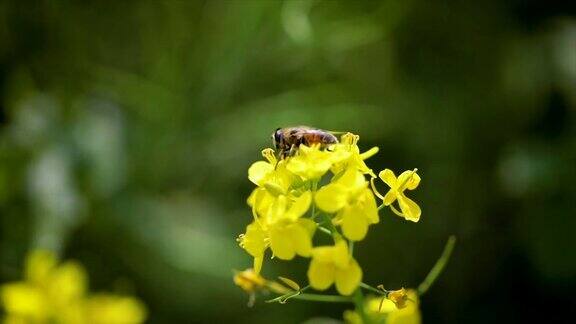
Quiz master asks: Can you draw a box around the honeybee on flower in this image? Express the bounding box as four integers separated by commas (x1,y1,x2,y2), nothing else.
272,126,338,158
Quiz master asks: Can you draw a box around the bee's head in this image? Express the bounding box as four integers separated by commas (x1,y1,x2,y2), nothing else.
272,128,282,149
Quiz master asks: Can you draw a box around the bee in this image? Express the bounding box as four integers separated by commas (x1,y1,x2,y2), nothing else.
272,126,338,158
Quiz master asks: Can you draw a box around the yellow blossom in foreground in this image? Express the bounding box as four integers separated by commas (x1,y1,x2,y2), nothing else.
374,169,422,222
0,250,146,324
343,289,421,324
315,168,379,241
267,193,315,260
307,241,362,295
239,192,316,272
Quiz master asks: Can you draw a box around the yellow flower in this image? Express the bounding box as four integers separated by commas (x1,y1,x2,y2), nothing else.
331,133,379,177
239,192,316,272
247,148,277,187
238,222,268,273
1,250,86,323
233,269,267,293
343,289,421,324
268,193,316,260
84,295,146,324
248,149,294,196
286,144,336,181
373,169,421,222
0,250,146,324
307,241,362,296
315,168,379,241
387,288,408,309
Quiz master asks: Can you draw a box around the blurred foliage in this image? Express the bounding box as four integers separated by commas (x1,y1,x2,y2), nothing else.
0,0,575,323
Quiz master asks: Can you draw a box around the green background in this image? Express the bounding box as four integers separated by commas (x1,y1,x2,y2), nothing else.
1,0,575,323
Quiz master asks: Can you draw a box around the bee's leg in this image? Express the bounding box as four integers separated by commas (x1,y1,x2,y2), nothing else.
288,144,297,157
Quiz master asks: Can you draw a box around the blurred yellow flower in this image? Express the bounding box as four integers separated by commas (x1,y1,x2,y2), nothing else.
233,269,267,293
315,168,379,241
387,288,408,309
0,250,146,324
343,289,421,324
307,241,362,295
373,169,422,222
85,295,146,324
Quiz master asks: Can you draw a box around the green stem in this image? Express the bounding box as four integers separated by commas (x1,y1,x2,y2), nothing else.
310,181,317,219
359,282,387,295
267,290,352,303
417,235,457,296
266,286,310,303
353,289,369,323
317,226,332,235
289,293,352,303
320,213,340,243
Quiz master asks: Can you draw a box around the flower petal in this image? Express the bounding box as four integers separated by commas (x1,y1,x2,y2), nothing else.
297,218,317,237
337,168,366,191
307,259,335,291
240,222,267,258
285,191,311,220
267,195,288,221
335,259,362,295
269,224,296,260
398,170,420,191
332,241,350,269
311,245,335,263
25,250,57,284
48,261,87,303
289,223,312,257
315,184,348,213
383,190,397,206
398,195,421,222
0,283,48,320
359,146,379,160
406,172,421,190
379,169,397,188
248,161,273,186
341,206,369,241
253,256,264,274
362,189,380,224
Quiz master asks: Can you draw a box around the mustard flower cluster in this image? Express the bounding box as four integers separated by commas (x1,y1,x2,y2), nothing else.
237,133,421,296
0,250,147,324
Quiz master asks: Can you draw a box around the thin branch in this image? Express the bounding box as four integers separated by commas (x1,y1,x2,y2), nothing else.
417,235,457,296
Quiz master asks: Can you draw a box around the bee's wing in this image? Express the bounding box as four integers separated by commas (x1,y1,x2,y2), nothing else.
326,130,347,135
